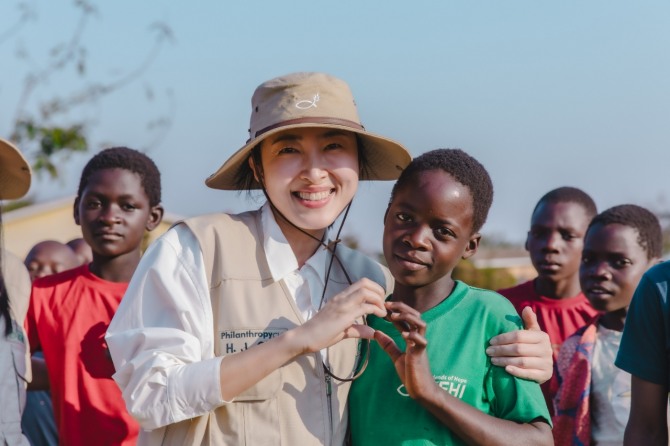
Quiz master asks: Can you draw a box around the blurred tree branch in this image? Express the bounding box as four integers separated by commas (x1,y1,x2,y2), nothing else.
2,0,175,179
0,2,35,45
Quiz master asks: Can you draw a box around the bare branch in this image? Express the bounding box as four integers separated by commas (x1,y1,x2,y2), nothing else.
0,2,36,46
24,20,174,123
11,0,96,127
139,88,176,152
6,1,175,179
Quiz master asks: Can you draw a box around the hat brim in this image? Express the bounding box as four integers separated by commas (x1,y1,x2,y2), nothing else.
0,139,32,200
206,123,411,190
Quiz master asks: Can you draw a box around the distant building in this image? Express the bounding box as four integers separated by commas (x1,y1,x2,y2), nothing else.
3,195,181,260
473,245,536,285
472,256,536,285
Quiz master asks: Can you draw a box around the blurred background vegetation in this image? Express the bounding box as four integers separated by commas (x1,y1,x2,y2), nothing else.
1,0,173,211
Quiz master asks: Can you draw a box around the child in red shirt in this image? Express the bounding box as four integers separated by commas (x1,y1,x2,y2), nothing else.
25,147,164,446
497,186,599,414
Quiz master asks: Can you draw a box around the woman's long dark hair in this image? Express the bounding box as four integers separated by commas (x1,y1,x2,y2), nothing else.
0,206,12,336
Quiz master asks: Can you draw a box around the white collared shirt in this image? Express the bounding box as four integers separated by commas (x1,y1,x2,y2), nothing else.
261,203,330,321
106,204,334,431
591,324,628,445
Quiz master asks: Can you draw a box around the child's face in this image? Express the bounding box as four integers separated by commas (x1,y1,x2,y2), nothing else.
580,222,652,313
383,169,479,289
25,241,80,282
526,201,591,283
67,238,93,265
252,127,359,238
74,168,161,260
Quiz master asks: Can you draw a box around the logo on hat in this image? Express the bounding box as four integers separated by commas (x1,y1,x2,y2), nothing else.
295,93,319,110
205,72,411,191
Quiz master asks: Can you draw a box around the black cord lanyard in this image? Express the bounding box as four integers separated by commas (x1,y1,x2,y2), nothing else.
316,201,370,382
259,188,370,382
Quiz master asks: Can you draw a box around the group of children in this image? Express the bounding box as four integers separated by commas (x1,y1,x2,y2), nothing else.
2,72,667,445
496,185,668,444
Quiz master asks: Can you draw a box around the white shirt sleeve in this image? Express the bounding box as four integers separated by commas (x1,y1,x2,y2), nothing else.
106,225,226,430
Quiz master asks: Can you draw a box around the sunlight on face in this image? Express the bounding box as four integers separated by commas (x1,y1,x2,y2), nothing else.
580,223,651,314
383,170,478,294
253,127,359,240
526,201,591,282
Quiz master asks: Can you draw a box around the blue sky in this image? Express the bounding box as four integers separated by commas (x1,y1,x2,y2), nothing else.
1,1,669,254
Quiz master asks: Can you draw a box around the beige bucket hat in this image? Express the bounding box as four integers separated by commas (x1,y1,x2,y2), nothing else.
0,138,31,200
206,72,412,190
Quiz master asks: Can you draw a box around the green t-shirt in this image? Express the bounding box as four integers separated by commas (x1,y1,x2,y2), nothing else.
349,281,551,446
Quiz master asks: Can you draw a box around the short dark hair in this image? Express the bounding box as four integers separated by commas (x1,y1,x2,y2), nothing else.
391,148,494,234
532,187,597,221
76,147,161,206
588,204,662,260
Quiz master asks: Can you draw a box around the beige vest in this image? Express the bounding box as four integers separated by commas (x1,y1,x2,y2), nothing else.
145,210,392,446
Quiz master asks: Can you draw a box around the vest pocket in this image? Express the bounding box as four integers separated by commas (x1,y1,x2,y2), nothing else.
11,339,29,377
210,370,283,445
235,368,282,401
201,397,282,446
241,399,281,445
1,326,28,423
215,331,283,444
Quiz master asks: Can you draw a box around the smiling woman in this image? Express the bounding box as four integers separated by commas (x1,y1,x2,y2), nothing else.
250,127,360,237
106,72,411,446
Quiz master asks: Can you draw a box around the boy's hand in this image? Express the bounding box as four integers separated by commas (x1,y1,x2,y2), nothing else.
486,306,553,383
375,301,434,399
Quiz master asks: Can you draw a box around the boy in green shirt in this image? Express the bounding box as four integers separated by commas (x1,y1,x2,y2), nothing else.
349,149,552,445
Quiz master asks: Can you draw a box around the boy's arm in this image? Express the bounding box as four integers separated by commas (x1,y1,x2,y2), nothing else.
379,302,552,446
486,307,553,383
624,376,668,445
415,387,551,446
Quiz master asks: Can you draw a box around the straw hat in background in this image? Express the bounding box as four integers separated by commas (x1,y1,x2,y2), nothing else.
0,138,32,200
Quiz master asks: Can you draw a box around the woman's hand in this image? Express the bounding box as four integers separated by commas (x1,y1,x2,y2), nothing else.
295,278,387,354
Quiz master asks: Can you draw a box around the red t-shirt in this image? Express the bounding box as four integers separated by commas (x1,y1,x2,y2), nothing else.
498,279,599,415
25,265,139,446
